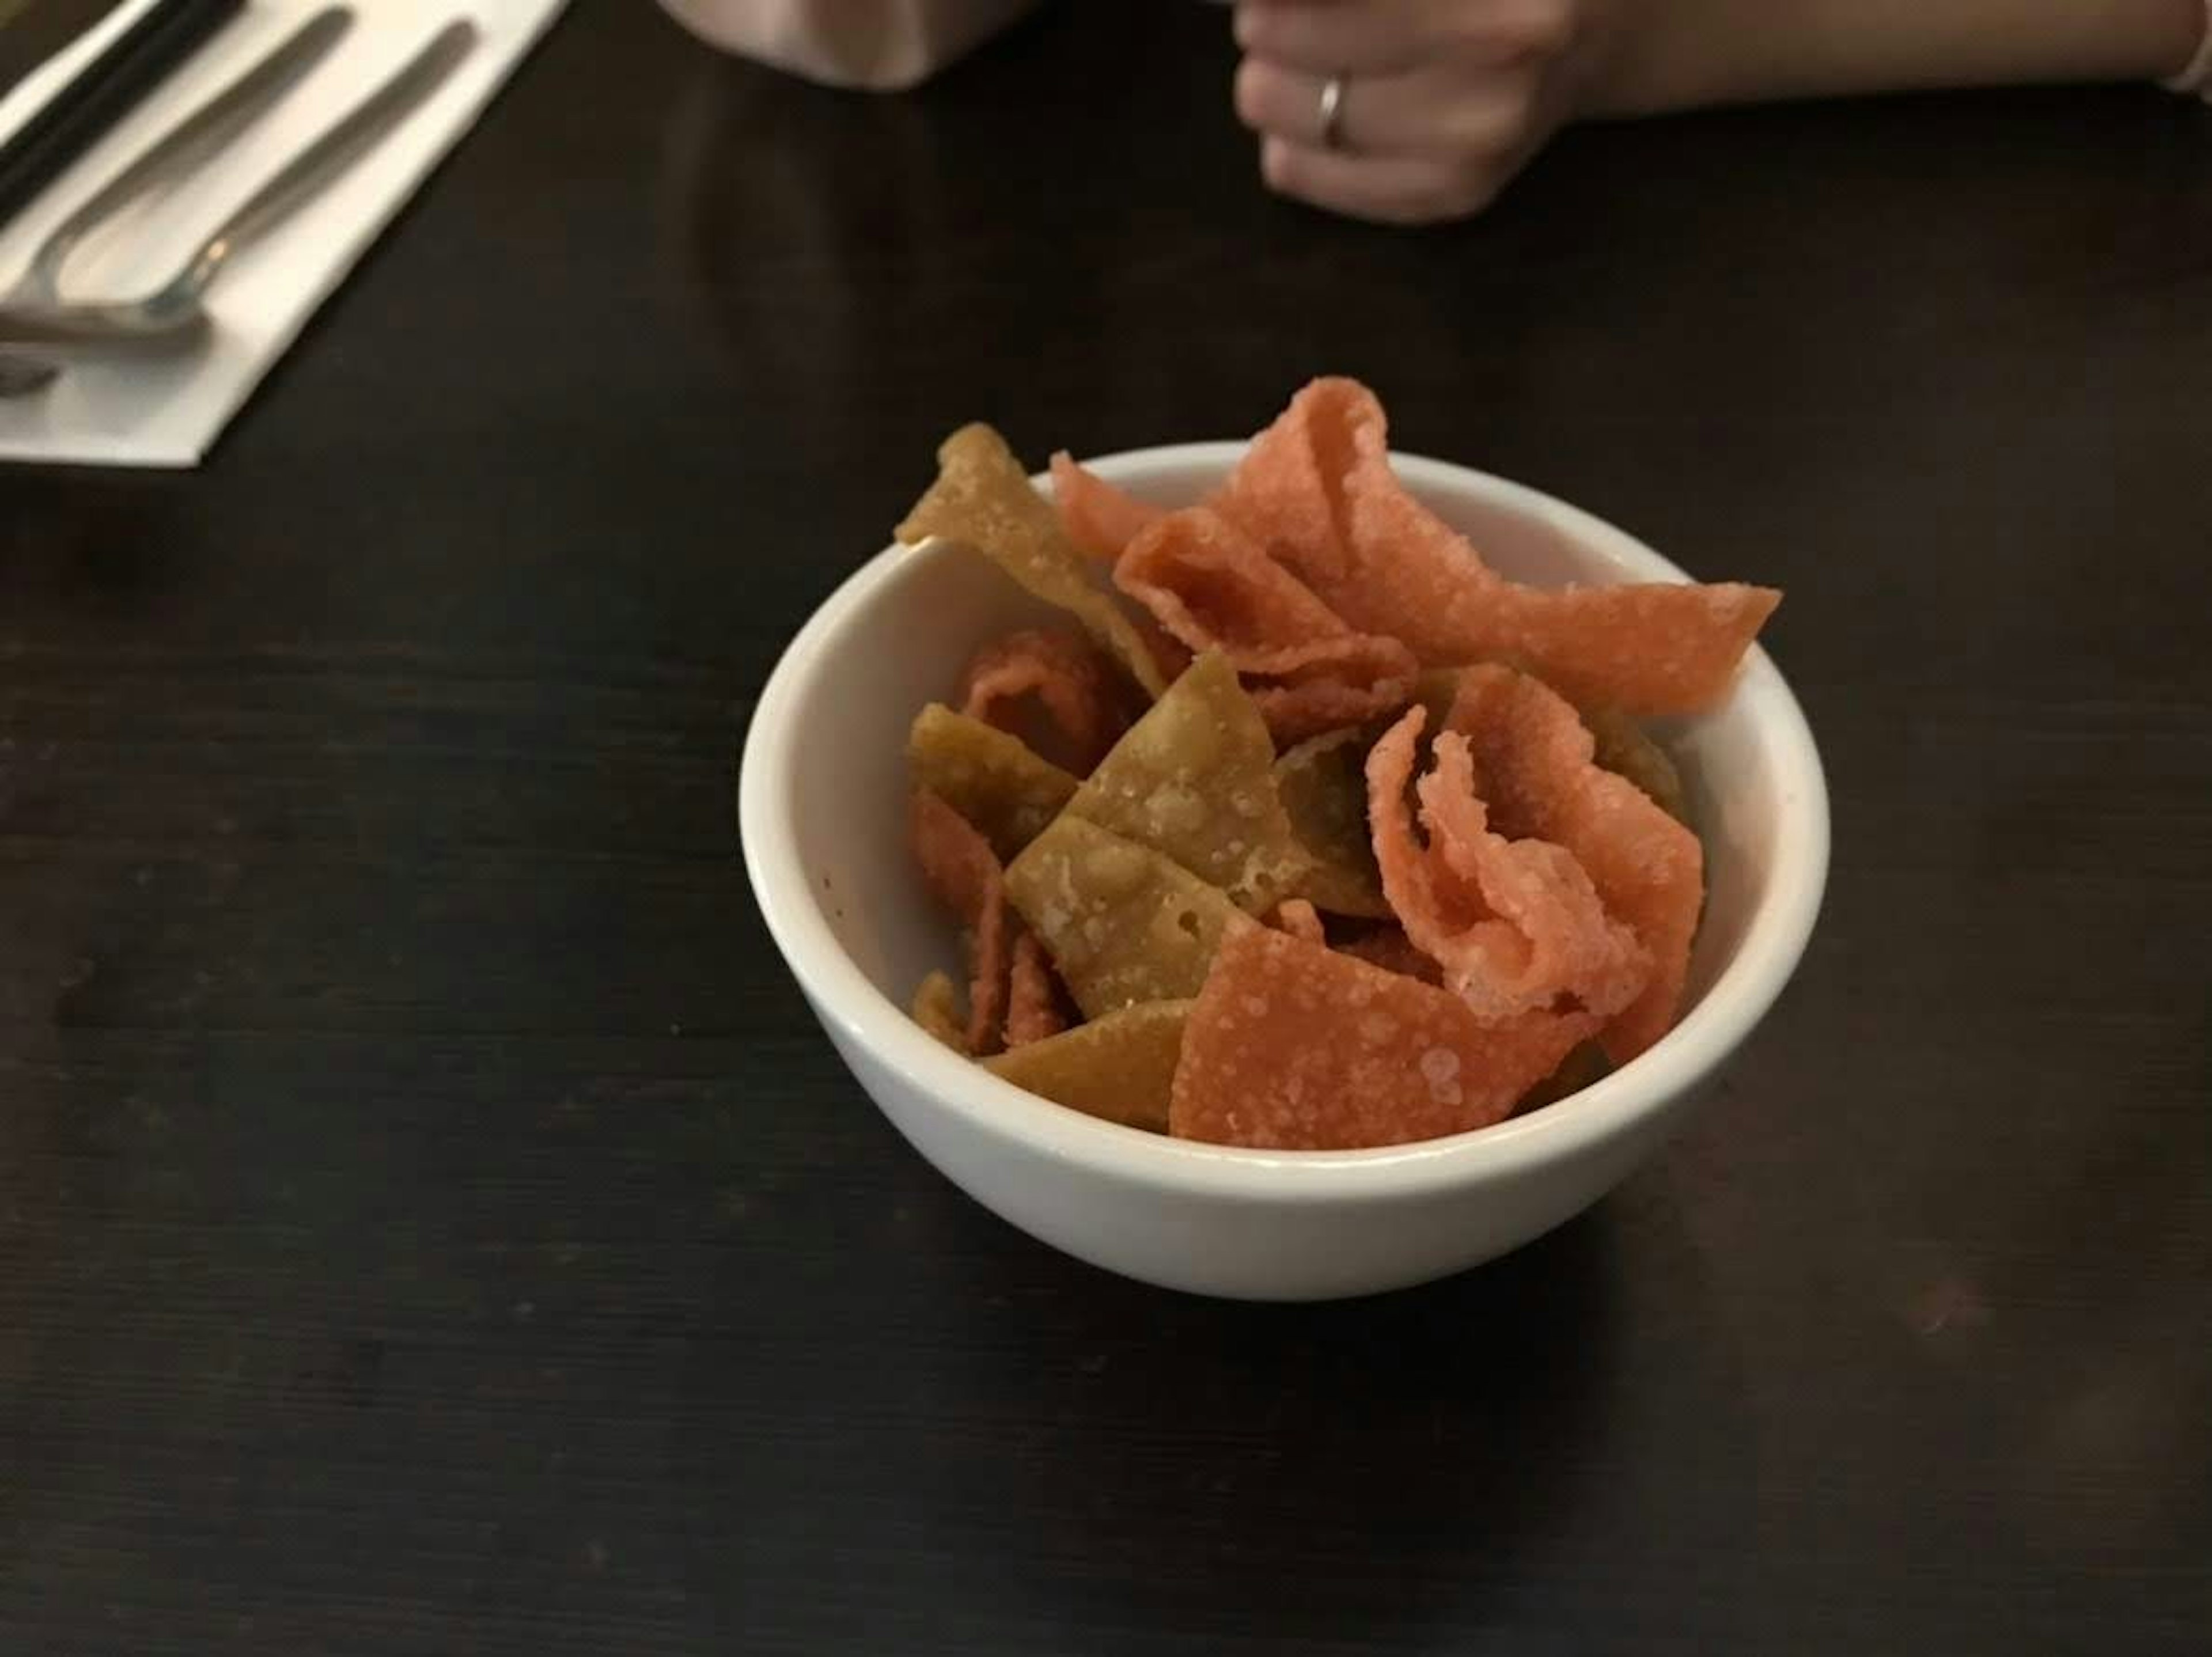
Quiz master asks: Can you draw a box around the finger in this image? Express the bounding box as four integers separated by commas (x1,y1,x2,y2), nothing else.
1232,0,1425,77
1234,0,1565,78
1259,134,1513,226
1234,55,1533,157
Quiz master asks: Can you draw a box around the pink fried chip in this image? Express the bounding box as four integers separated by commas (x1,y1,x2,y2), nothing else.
1243,635,1419,748
1444,665,1705,1063
1169,925,1600,1150
1051,452,1164,563
1268,898,1327,946
910,788,1020,1057
1368,708,1647,1025
1116,506,1416,746
957,628,1132,776
1217,378,1781,716
1004,931,1069,1049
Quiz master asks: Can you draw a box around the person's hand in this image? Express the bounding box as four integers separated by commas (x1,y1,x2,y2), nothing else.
1232,0,1617,225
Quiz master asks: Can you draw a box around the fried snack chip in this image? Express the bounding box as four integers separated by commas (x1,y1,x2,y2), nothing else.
1004,932,1070,1049
911,972,968,1052
1444,665,1704,1063
1115,506,1416,746
956,627,1131,775
899,423,1171,699
910,788,1020,1056
1273,726,1391,919
1582,704,1690,826
1368,708,1649,1024
1216,379,1779,715
1050,452,1164,563
1005,815,1252,1018
1061,651,1309,913
908,703,1080,863
1169,926,1600,1150
985,999,1192,1133
1269,897,1327,946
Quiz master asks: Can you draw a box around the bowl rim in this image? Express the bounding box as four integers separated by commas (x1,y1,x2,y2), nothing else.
739,441,1830,1201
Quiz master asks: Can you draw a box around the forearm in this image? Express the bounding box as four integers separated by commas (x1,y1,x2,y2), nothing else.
1592,0,2206,116
658,0,1040,90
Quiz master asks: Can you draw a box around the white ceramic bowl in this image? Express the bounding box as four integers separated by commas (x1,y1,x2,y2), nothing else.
740,444,1828,1301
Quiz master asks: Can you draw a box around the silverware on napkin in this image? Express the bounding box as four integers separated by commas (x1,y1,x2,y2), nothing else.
0,9,478,398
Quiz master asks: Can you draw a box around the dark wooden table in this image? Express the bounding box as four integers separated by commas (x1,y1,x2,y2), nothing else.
5,4,2209,1651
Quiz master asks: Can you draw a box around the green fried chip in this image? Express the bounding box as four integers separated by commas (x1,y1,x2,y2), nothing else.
985,999,1191,1133
911,971,968,1052
907,703,1079,863
898,423,1169,699
1062,651,1308,913
1005,816,1249,1019
1274,726,1391,919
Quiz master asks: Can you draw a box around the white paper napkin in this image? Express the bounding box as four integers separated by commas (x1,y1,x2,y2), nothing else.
0,0,569,468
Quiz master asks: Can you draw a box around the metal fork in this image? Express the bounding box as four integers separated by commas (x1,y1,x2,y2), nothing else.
0,12,478,398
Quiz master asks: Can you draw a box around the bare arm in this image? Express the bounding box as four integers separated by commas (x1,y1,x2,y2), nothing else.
1592,0,2206,116
657,0,1041,91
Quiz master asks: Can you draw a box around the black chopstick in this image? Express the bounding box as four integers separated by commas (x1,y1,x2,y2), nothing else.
0,0,242,233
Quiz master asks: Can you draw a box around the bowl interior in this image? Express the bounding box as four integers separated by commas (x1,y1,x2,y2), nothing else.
752,443,1820,1132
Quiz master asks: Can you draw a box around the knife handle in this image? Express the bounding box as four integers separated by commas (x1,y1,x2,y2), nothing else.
0,0,244,233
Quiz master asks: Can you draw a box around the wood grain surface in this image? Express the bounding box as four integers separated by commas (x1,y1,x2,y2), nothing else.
3,4,2209,1651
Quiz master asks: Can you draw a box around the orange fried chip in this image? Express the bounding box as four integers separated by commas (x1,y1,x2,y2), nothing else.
1268,897,1327,946
1004,931,1070,1049
1368,708,1648,1025
1582,704,1691,826
1115,507,1416,746
910,788,1023,1057
957,627,1131,776
1444,665,1704,1063
1216,379,1780,715
899,424,1171,699
1050,452,1164,563
1169,926,1600,1150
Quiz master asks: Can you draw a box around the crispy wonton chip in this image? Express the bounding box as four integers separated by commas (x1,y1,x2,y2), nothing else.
1169,926,1600,1150
1005,815,1252,1019
1582,704,1691,826
985,999,1192,1133
1061,651,1309,913
1445,665,1704,1063
899,423,1171,698
1368,709,1649,1025
911,972,968,1052
1115,506,1416,746
908,703,1080,863
1004,932,1070,1049
1273,725,1391,919
1050,452,1164,564
910,788,1021,1056
1269,897,1327,946
956,627,1131,775
1214,379,1780,715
